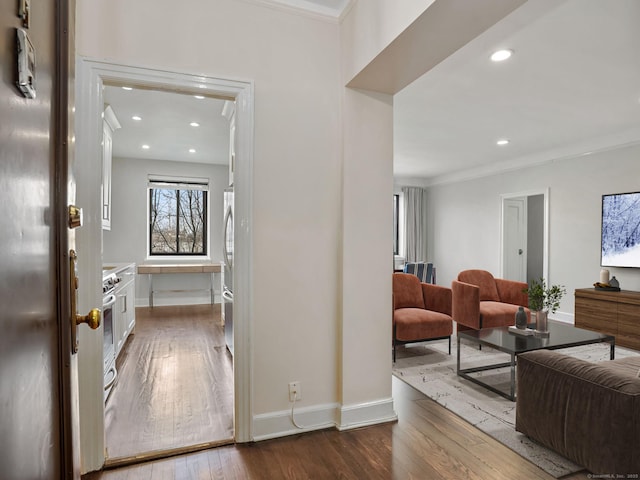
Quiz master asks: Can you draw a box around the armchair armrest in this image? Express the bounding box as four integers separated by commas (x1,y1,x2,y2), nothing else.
421,283,452,316
451,280,480,329
495,278,528,307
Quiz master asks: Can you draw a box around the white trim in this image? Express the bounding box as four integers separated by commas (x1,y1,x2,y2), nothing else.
424,134,640,187
238,0,354,22
550,311,574,325
337,397,397,431
135,293,222,308
103,105,121,131
252,403,339,441
75,58,254,472
252,397,397,440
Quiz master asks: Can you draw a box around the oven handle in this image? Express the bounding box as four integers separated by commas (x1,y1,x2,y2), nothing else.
104,365,118,391
103,293,117,308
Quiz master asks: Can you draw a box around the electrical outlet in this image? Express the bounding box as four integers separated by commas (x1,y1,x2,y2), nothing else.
288,381,301,402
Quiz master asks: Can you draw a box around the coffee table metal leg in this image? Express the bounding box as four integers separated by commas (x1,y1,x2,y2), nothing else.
457,337,516,401
510,353,516,401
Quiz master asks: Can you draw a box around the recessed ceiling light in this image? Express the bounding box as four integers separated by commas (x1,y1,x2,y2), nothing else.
189,148,196,153
121,86,133,91
190,122,200,127
496,139,510,146
142,144,150,150
132,115,142,121
490,49,513,62
194,95,205,100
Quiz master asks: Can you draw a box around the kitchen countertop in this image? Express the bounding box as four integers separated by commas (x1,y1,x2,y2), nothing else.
103,262,136,276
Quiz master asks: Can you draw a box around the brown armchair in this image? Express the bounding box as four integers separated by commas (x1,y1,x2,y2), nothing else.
393,273,453,362
451,269,529,333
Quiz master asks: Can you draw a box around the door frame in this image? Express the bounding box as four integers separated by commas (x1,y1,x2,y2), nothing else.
75,58,254,472
500,188,549,283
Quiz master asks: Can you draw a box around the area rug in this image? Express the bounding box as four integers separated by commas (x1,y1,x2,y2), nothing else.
392,336,640,478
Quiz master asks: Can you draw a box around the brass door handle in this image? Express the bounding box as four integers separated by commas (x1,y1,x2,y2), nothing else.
70,249,101,353
76,308,101,329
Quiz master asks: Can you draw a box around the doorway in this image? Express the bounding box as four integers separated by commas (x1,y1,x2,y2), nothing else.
500,189,549,285
75,59,254,472
100,82,233,462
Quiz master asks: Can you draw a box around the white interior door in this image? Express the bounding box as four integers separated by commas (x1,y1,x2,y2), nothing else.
503,197,527,282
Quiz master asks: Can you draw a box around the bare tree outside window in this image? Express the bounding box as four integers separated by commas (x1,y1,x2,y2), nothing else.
150,187,207,255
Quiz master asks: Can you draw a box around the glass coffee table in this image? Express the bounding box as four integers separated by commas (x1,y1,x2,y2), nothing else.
456,321,615,401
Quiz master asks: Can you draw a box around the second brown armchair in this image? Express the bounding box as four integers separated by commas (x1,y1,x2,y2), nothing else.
452,269,530,333
393,273,453,361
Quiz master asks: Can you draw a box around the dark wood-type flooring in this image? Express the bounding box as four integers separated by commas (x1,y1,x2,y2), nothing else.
90,369,591,479
105,304,234,462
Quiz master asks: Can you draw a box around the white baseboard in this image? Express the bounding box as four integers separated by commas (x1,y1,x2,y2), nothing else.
135,294,221,307
252,397,397,441
252,402,339,441
337,397,397,431
549,310,574,324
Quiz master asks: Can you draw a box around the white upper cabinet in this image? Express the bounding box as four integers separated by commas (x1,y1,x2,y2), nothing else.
102,105,121,230
222,100,236,187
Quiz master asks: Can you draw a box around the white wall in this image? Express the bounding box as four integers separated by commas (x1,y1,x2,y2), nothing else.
341,0,436,83
76,0,520,453
77,0,344,431
103,157,228,305
427,144,640,319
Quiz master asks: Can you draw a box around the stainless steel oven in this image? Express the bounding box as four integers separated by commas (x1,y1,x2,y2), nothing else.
102,272,119,402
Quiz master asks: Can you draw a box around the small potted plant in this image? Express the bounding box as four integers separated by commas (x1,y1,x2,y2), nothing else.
526,278,566,336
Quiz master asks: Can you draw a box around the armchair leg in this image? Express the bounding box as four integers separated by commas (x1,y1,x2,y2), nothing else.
448,336,451,355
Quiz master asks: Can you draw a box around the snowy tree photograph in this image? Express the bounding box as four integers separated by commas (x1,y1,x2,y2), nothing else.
601,192,640,267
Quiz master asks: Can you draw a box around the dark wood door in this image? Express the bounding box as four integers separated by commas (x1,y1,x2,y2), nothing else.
0,0,78,478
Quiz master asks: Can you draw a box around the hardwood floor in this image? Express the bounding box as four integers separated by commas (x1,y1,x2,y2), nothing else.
88,372,591,479
104,304,234,463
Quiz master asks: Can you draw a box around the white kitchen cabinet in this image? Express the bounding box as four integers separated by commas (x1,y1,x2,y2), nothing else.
114,264,136,358
222,100,235,186
102,105,120,230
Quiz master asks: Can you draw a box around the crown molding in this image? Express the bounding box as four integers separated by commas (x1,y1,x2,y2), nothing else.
406,128,640,188
239,0,354,23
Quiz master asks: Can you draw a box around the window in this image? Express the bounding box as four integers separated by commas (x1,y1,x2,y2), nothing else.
148,178,208,256
393,194,400,255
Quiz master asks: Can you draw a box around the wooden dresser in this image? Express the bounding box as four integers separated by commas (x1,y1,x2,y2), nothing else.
574,288,640,350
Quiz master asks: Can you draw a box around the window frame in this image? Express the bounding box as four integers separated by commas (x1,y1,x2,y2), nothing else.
147,177,210,258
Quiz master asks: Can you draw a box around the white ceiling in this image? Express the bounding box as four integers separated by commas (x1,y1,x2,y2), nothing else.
103,0,640,183
394,0,640,182
103,85,230,166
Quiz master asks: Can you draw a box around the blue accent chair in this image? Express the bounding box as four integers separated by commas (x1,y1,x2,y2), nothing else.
403,262,436,284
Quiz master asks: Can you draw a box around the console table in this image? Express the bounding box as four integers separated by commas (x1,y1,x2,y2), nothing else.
138,263,222,307
574,288,640,350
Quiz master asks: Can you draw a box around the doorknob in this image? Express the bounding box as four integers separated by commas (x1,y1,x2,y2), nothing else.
70,249,101,353
518,249,523,255
76,308,101,329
